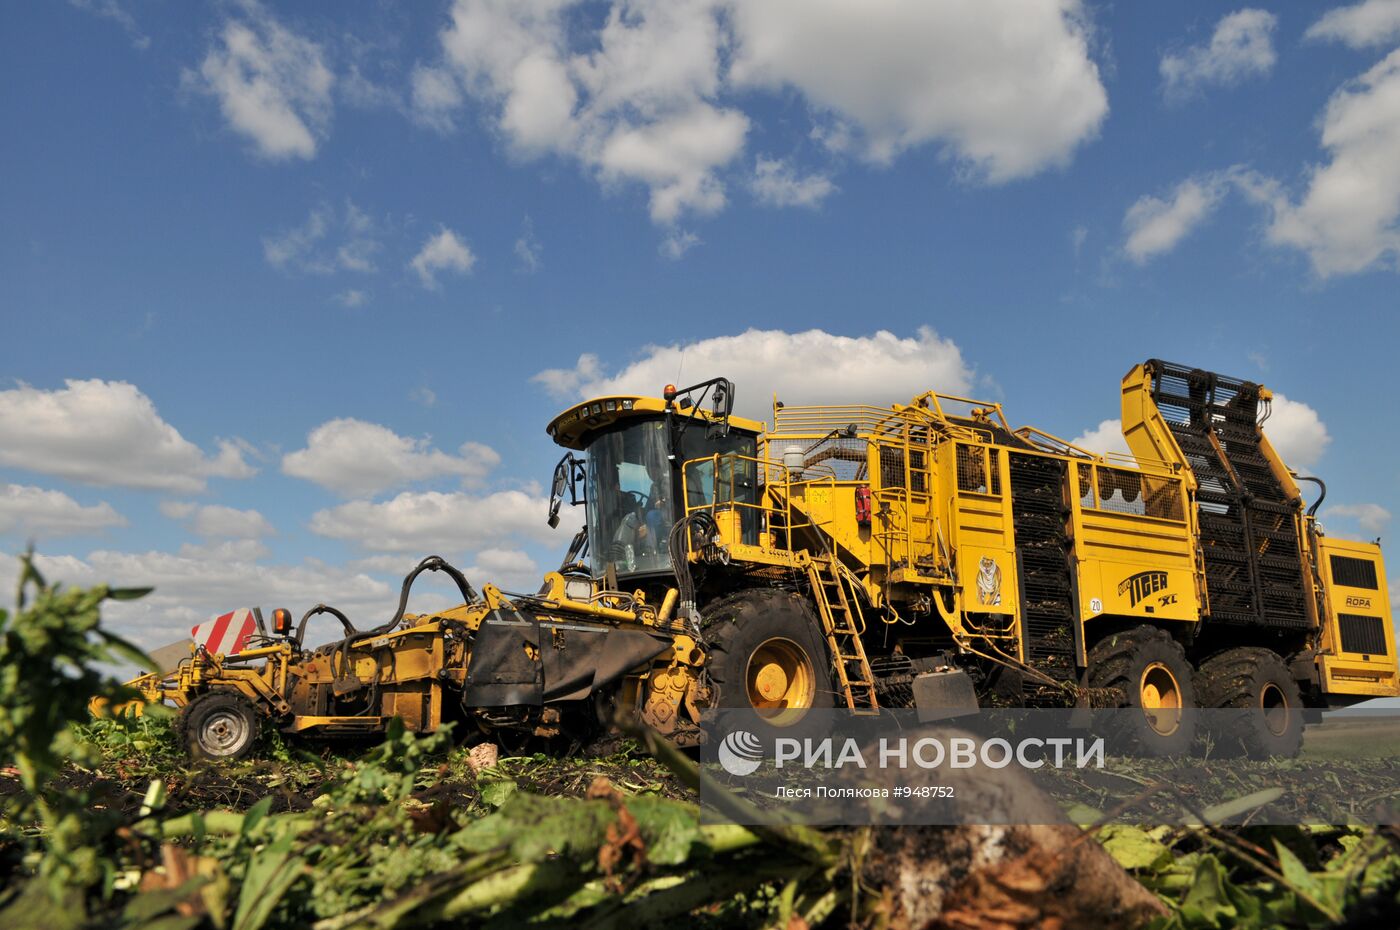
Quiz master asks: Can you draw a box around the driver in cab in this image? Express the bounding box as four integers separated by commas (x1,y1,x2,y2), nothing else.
607,459,670,570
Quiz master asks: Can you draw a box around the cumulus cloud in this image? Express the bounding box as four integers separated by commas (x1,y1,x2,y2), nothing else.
466,547,544,593
422,0,1105,226
0,548,396,650
1263,393,1331,470
0,484,126,538
309,489,560,552
1306,0,1400,49
282,418,500,497
0,380,255,492
1123,173,1230,263
1323,503,1392,537
410,227,477,288
1070,419,1131,459
160,501,275,539
1160,9,1278,101
533,327,973,421
430,0,747,225
750,157,836,209
1242,50,1400,277
263,201,380,275
727,0,1108,181
187,2,334,160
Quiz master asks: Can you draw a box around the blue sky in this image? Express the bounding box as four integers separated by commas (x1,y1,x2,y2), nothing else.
1,1,1397,648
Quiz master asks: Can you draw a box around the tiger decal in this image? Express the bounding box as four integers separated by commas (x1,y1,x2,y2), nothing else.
976,556,1002,606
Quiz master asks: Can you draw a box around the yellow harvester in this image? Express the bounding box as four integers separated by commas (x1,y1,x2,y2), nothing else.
124,363,1396,759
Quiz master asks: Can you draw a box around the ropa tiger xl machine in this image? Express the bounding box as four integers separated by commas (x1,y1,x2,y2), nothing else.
123,362,1396,761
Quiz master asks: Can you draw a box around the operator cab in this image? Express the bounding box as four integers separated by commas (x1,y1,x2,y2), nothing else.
546,378,764,582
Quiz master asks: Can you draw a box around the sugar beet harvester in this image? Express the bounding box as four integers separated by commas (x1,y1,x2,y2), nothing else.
124,362,1397,761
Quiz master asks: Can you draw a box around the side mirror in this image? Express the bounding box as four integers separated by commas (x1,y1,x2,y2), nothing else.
548,453,587,527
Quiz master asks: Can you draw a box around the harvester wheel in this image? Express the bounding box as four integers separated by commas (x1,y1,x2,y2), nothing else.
1194,648,1303,758
180,692,259,761
701,589,835,735
1086,625,1197,757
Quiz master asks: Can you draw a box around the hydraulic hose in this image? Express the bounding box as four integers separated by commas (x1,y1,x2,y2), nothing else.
295,604,356,649
321,555,477,709
1296,475,1327,518
668,511,716,633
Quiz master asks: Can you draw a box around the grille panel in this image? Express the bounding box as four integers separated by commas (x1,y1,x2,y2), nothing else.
1338,613,1388,656
1331,555,1379,590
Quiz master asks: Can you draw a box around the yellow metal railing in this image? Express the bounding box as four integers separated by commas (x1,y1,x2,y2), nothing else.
680,452,841,551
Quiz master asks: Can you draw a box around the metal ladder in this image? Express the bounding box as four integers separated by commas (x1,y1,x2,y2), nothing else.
807,556,879,714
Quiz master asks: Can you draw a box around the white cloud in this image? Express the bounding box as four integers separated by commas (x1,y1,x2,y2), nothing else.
1306,0,1400,49
0,484,126,538
309,489,560,552
281,418,500,497
1123,174,1230,263
533,327,973,422
410,386,438,408
432,0,749,225
422,1,1105,228
264,201,380,275
1323,503,1392,537
0,380,255,493
466,547,543,593
188,2,334,160
410,227,477,288
0,548,395,650
750,157,836,209
335,289,370,308
1243,49,1400,277
659,228,701,260
161,501,275,539
1070,419,1131,459
532,352,603,397
1263,393,1331,470
514,216,543,273
727,0,1108,181
410,65,464,132
1160,10,1278,101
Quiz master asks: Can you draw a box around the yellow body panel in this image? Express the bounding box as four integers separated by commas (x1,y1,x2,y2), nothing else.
1315,536,1397,696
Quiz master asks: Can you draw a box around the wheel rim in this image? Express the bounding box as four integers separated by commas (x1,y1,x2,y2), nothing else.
199,708,250,756
1260,682,1291,736
745,637,816,726
1139,661,1182,737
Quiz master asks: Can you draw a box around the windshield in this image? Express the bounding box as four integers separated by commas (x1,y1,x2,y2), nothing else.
586,419,675,576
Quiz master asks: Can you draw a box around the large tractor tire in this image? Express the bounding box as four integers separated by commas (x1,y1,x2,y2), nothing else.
701,589,836,736
1194,647,1303,758
179,691,260,761
1086,625,1197,757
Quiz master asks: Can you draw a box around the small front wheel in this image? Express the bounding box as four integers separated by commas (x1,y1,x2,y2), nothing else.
179,692,260,761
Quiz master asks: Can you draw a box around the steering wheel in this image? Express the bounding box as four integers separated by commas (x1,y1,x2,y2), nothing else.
621,489,649,514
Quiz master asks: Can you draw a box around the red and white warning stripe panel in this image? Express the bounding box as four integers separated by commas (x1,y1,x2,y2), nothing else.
191,608,258,656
